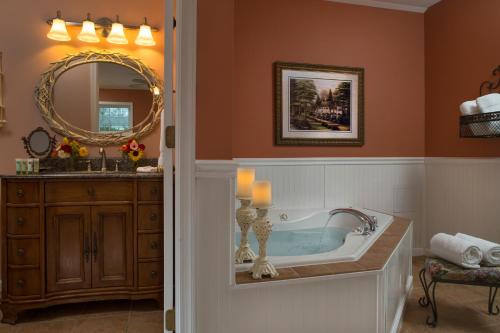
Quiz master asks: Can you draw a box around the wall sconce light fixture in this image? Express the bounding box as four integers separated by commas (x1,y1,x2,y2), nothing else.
46,11,159,46
106,16,128,44
135,18,156,46
47,10,71,42
77,14,99,43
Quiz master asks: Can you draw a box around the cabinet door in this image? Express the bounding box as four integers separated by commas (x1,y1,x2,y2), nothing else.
91,205,133,288
46,206,91,293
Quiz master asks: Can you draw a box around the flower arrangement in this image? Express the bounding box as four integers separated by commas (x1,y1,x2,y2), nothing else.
121,139,146,163
53,137,88,159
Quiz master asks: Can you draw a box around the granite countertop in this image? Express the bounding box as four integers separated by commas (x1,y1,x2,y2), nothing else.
1,171,164,179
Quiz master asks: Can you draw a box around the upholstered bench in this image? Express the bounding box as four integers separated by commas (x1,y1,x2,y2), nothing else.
418,257,499,327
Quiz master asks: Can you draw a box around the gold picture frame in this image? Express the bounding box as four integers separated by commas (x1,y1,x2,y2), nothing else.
275,62,364,146
35,50,164,146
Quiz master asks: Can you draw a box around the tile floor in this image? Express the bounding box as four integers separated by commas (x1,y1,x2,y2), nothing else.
0,299,162,333
0,257,498,333
401,257,500,333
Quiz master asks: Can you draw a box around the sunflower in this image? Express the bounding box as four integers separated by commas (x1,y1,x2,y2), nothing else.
79,147,89,157
128,149,144,162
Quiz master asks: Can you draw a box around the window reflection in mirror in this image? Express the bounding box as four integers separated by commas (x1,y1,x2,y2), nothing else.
53,62,153,133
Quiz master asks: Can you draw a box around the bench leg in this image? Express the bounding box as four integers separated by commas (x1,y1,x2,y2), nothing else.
418,268,439,327
488,287,499,315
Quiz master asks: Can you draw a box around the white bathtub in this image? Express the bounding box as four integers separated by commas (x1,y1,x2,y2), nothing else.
235,207,393,271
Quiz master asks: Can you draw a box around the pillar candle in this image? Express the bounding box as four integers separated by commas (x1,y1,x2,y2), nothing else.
252,181,272,208
236,168,255,199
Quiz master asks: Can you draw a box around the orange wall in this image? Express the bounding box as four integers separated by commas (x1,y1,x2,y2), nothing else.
0,0,164,173
425,0,500,157
196,0,425,159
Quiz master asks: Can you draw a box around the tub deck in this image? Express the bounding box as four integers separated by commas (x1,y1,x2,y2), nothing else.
236,216,411,284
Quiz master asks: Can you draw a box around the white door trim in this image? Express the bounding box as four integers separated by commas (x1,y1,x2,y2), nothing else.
174,0,197,332
164,0,175,331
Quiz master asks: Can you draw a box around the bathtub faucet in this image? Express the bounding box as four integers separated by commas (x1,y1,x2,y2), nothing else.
328,208,378,235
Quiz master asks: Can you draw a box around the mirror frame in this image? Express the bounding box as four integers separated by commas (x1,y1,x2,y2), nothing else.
21,126,56,159
35,50,164,146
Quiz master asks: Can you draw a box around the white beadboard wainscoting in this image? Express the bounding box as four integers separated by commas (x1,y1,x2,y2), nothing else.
233,158,426,251
194,160,413,333
425,158,500,246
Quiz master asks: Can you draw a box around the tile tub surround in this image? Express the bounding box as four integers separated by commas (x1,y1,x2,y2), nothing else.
236,217,411,284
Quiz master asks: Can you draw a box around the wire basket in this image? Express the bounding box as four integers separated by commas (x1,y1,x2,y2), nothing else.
460,112,500,138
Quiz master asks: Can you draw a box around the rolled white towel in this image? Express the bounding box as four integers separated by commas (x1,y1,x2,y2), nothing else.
136,166,160,173
455,233,500,266
430,233,482,269
476,93,500,113
460,100,480,116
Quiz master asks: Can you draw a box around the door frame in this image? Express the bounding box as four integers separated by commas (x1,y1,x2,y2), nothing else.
164,0,197,332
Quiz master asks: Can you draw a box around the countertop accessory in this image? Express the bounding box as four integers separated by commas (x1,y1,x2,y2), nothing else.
250,181,278,279
235,168,257,264
21,127,56,159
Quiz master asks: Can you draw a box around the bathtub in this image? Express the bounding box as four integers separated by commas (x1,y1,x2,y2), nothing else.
235,207,393,271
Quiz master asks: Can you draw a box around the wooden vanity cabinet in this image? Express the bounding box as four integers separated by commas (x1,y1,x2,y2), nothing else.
0,176,164,324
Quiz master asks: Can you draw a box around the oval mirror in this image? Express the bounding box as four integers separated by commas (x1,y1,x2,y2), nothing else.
22,127,56,159
35,51,163,146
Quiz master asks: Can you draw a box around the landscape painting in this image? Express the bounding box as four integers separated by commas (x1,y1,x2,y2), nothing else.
275,62,364,146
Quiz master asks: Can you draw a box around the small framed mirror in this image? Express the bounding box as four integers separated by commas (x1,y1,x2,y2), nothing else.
34,50,164,146
22,127,56,158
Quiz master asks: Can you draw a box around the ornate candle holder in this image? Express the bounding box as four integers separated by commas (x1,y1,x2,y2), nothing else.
235,199,257,264
251,208,279,279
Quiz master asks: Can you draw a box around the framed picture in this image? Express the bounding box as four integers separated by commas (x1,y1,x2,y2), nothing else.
275,62,364,146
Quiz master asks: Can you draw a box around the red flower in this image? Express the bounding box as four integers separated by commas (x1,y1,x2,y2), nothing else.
121,144,130,153
61,145,72,154
138,144,145,151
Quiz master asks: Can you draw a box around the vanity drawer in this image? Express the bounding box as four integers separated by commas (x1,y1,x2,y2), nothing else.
8,239,40,266
45,181,134,203
138,234,163,259
138,261,163,287
8,269,41,297
138,181,163,202
7,207,40,235
138,205,163,231
7,182,39,204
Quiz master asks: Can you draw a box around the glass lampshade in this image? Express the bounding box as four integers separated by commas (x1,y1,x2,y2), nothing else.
47,18,71,42
135,24,156,46
78,20,99,43
107,22,128,44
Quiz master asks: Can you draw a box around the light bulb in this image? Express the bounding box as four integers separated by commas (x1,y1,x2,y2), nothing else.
78,14,99,43
107,16,128,44
135,18,156,46
47,11,71,42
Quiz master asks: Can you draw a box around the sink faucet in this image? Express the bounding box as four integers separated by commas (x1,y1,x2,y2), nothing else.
329,208,378,235
99,147,107,172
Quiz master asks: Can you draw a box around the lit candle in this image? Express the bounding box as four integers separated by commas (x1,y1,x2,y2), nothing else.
236,168,255,199
252,181,272,209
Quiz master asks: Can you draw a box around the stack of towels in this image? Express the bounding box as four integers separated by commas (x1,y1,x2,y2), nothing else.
460,93,500,135
430,233,500,268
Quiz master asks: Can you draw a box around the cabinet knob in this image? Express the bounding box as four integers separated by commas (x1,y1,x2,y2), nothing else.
150,241,159,250
16,217,24,226
150,271,158,279
150,212,158,221
16,248,25,257
16,187,25,198
16,279,25,288
87,187,95,197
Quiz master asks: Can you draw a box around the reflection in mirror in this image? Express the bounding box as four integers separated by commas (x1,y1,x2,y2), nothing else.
22,127,56,158
53,63,153,134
